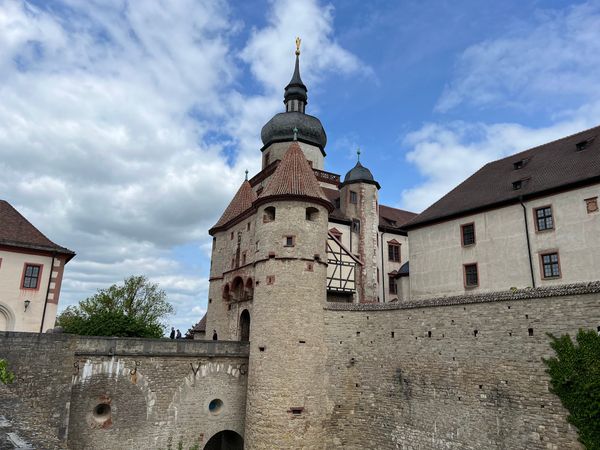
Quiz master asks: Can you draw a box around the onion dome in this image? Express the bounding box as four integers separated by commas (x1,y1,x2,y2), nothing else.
340,150,381,189
261,112,327,151
209,179,257,234
256,141,333,211
260,40,327,153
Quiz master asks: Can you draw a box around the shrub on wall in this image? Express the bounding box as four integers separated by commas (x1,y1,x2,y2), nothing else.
0,358,15,384
543,330,600,449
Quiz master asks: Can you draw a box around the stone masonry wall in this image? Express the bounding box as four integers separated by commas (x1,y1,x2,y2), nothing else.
324,283,600,449
0,333,249,450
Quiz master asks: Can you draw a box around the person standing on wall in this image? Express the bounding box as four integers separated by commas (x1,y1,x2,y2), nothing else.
170,327,175,339
176,329,182,339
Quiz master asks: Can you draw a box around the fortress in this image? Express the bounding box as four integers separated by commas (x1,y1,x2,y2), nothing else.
1,44,600,449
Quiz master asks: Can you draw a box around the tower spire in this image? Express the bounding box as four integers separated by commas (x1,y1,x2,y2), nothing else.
284,37,307,112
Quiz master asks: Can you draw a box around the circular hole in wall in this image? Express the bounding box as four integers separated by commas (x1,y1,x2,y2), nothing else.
208,399,224,415
93,403,111,422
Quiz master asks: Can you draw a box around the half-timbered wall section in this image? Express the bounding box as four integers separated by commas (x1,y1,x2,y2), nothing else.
326,232,361,302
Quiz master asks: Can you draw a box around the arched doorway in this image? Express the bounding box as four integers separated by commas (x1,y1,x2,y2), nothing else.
204,430,243,450
239,309,250,342
0,303,14,331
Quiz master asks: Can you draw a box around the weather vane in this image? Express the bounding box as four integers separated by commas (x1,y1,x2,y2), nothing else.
357,148,361,162
295,37,301,56
245,169,248,181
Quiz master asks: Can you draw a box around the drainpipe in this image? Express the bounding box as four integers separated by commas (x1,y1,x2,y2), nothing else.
40,253,56,333
520,199,536,288
380,231,386,303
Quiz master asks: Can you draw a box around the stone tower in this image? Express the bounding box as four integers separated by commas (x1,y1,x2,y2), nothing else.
339,155,381,302
244,142,333,448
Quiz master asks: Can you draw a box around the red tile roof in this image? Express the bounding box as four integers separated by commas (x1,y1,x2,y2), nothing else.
258,142,333,210
191,313,206,332
379,205,418,230
210,180,257,232
404,124,600,229
0,200,75,259
322,187,416,231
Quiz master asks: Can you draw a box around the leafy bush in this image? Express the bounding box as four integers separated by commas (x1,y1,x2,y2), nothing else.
57,275,173,338
544,329,600,449
0,359,15,384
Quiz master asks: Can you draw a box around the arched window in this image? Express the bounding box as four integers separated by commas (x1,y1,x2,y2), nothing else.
305,207,319,221
239,310,250,342
222,284,231,301
245,278,254,300
263,206,276,223
231,277,244,301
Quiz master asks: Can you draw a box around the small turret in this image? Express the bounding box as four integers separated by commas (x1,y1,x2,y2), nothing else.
340,150,380,303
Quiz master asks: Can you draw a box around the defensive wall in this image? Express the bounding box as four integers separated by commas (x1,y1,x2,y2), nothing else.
0,333,249,449
323,282,600,449
2,283,600,449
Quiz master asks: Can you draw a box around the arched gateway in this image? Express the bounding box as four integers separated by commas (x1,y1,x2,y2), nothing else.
203,430,243,450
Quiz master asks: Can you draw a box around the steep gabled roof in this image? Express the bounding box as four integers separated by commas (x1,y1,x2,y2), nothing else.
257,142,333,210
210,180,257,233
0,200,75,260
192,314,207,332
379,205,418,230
404,124,600,229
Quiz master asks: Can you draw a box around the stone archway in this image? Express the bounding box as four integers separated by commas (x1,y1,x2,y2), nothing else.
203,430,243,450
0,303,15,331
239,309,250,342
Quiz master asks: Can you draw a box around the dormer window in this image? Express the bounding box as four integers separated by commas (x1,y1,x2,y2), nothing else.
575,138,594,151
512,180,522,190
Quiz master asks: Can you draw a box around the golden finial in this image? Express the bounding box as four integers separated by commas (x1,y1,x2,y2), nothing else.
295,37,301,56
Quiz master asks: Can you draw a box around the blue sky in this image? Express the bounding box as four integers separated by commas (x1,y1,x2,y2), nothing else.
1,0,599,333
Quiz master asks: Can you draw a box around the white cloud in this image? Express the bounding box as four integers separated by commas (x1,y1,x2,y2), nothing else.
401,1,600,213
436,2,600,113
0,0,364,331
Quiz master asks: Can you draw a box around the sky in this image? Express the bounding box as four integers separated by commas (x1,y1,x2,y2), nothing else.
2,0,600,333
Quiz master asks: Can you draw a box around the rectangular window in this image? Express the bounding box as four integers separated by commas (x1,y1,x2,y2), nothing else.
464,263,478,288
388,243,400,262
284,236,295,247
388,276,397,294
242,252,247,265
585,197,599,214
461,223,475,246
351,219,360,233
350,191,358,204
541,252,560,279
22,264,42,289
535,206,554,231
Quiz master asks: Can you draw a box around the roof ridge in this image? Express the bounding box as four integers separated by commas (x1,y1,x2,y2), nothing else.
490,123,600,164
258,142,333,210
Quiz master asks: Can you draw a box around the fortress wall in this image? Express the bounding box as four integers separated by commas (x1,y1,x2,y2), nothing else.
324,283,600,450
0,333,249,449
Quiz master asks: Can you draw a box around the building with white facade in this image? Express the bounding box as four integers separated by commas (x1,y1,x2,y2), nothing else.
0,200,75,332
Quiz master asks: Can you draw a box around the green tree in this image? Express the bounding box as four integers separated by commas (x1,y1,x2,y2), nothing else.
57,275,174,338
543,329,600,449
0,359,15,384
